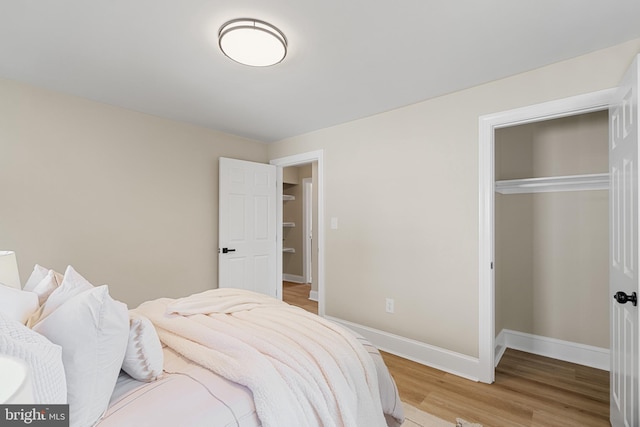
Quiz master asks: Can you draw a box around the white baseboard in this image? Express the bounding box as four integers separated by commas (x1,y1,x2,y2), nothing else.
283,274,305,283
326,316,483,382
494,331,507,367
308,290,318,302
495,329,609,371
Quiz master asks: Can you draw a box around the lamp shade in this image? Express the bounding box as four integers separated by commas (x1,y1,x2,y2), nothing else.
0,356,33,404
218,19,287,67
0,251,21,289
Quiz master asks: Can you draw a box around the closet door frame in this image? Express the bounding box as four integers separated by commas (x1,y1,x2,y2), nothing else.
477,88,616,383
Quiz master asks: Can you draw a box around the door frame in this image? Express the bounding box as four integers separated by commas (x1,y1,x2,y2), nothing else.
477,88,616,383
302,177,313,285
270,150,325,316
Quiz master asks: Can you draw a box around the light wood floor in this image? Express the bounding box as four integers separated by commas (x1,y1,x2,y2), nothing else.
382,349,609,427
283,281,318,314
282,283,610,427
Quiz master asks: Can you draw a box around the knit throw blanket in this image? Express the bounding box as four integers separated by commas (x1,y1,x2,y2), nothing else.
135,288,390,427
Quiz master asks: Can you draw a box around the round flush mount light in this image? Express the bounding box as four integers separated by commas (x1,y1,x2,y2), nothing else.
218,18,287,67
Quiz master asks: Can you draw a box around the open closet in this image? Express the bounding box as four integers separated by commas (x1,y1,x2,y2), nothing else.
281,163,318,304
494,110,610,368
282,165,311,281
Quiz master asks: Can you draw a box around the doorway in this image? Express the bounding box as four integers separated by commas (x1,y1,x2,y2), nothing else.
493,111,609,370
281,165,316,313
270,150,325,316
478,89,616,383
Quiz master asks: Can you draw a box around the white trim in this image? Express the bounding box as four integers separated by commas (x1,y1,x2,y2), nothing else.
275,166,283,299
495,329,610,371
494,331,507,367
302,177,313,284
270,150,325,316
478,88,616,384
308,290,318,302
327,316,482,382
283,273,305,283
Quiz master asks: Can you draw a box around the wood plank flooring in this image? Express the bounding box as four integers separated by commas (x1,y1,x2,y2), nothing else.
282,283,610,427
382,349,609,427
282,281,317,314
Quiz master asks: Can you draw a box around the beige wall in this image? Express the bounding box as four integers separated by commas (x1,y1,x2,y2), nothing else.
532,191,608,347
495,112,609,348
495,193,534,335
0,78,267,308
283,166,299,184
495,124,534,336
268,39,640,357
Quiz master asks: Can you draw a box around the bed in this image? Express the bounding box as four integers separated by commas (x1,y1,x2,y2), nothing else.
0,264,405,427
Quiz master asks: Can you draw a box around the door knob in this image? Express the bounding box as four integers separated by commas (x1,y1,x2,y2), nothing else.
221,248,236,254
613,291,638,306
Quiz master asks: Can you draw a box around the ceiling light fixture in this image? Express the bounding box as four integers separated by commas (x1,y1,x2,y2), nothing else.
218,18,287,67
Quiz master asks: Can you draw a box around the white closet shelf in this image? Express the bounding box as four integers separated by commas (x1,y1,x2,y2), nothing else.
283,222,296,228
495,173,609,194
283,195,295,201
283,247,296,253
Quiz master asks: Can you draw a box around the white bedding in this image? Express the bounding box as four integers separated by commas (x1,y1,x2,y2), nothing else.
100,289,404,427
100,348,260,427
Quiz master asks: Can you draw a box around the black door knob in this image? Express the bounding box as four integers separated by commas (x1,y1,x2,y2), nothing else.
221,248,236,254
614,291,638,306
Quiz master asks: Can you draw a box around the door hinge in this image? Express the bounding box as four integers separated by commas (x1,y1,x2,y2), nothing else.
491,262,494,269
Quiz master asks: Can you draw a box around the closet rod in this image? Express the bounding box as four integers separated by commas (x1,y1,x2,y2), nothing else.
495,173,609,194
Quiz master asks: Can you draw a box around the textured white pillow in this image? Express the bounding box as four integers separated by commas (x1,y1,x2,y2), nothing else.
27,265,93,326
0,284,39,324
0,312,67,404
33,285,129,427
122,312,164,382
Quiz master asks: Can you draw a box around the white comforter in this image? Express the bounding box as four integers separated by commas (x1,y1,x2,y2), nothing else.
134,288,400,427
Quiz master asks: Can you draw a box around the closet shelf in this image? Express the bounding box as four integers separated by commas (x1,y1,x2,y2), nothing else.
283,222,296,228
495,173,609,194
283,247,296,253
283,195,295,201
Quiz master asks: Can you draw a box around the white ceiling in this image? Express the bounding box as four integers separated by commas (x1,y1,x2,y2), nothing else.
1,1,639,142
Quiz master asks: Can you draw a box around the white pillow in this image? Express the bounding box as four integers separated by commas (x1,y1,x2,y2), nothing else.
122,312,164,382
23,264,63,292
0,284,39,324
31,270,61,305
27,265,93,326
22,264,49,291
0,312,67,404
33,285,129,427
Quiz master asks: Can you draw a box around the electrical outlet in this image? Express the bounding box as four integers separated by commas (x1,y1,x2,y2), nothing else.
385,298,394,313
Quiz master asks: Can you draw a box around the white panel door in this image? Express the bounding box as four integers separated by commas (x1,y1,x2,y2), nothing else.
219,157,277,297
610,55,640,427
